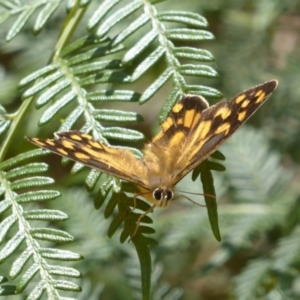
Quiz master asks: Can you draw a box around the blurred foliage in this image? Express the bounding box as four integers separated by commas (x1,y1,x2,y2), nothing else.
0,0,300,299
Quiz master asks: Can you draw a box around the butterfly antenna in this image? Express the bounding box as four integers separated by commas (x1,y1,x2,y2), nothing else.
175,190,216,199
173,194,207,207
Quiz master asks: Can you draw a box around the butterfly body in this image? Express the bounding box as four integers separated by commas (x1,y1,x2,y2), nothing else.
28,80,278,208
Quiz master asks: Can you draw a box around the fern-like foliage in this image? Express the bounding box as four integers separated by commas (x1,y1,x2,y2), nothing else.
0,104,11,137
125,252,183,300
14,2,222,298
0,149,82,298
0,0,77,41
3,1,291,299
88,0,221,121
233,225,300,299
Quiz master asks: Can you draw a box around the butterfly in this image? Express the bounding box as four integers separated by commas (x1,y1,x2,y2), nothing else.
28,80,278,210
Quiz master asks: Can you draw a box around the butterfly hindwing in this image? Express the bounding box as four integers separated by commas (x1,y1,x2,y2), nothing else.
152,95,209,147
28,131,148,188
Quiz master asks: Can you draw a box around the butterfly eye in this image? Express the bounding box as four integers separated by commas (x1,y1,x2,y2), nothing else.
152,188,174,202
166,189,173,201
153,188,164,201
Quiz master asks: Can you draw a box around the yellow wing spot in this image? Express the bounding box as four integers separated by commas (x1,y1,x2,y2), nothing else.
70,134,82,141
235,94,246,104
169,131,185,149
238,111,247,121
81,133,93,140
32,138,45,147
161,117,174,133
184,110,201,129
215,123,230,135
44,140,55,146
172,102,183,113
215,107,231,119
57,148,68,156
61,140,75,150
241,99,250,108
74,152,90,160
255,89,263,97
198,120,211,139
80,146,100,157
89,141,103,149
177,118,183,125
255,91,266,104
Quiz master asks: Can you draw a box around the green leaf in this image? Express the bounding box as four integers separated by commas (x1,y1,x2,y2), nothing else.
159,89,181,124
35,78,71,108
185,85,222,98
16,263,39,292
10,247,32,279
111,12,150,47
179,64,219,78
102,127,144,141
131,46,165,81
10,176,54,190
39,90,77,125
159,11,208,28
5,163,49,180
139,67,172,104
87,0,121,30
23,209,68,221
0,284,17,296
53,279,81,292
85,169,102,191
26,281,46,300
173,47,214,62
19,64,59,87
0,215,18,244
166,28,214,41
33,2,60,34
133,236,152,300
16,190,60,203
95,0,143,38
47,265,81,278
30,228,74,243
122,29,158,64
0,199,11,215
71,59,121,75
0,231,25,263
7,7,35,41
22,70,63,99
59,106,84,131
197,161,221,242
0,105,11,137
40,248,82,261
0,149,49,171
88,90,140,102
93,109,143,123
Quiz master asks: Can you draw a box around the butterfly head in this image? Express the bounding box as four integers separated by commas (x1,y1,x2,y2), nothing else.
152,187,173,207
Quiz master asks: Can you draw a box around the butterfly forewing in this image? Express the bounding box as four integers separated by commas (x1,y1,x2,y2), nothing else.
28,131,148,188
171,80,278,183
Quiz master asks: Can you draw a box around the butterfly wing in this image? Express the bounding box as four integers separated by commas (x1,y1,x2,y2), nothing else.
27,131,149,188
150,80,278,184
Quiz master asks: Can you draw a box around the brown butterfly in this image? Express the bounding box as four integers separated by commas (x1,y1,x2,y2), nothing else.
28,80,278,210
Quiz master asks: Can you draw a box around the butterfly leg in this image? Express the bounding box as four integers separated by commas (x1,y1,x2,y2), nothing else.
131,204,156,239
130,191,149,213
